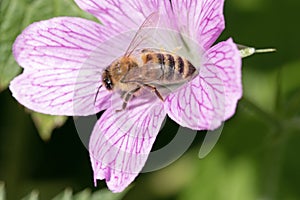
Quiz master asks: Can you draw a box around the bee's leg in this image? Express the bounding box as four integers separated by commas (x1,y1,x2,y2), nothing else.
142,84,164,102
116,93,132,113
116,87,140,112
128,81,164,102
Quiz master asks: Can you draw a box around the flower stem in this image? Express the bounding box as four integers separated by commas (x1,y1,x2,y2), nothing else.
261,128,290,200
239,97,281,132
241,67,290,199
275,67,283,114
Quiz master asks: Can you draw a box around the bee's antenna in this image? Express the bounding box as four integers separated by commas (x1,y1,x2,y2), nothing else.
94,84,103,105
169,0,174,12
237,44,276,58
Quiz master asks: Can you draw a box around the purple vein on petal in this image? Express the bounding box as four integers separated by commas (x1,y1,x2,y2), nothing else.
90,95,166,192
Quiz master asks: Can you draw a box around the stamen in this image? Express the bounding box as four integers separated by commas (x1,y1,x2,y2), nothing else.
237,44,276,58
255,48,277,53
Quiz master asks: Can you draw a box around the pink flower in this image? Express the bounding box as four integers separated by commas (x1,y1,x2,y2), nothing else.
10,0,242,193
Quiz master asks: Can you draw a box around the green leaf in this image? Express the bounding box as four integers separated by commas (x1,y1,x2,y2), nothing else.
21,191,39,200
0,182,5,200
30,112,68,141
73,189,91,200
90,188,129,200
0,0,96,92
0,183,129,200
0,0,23,92
51,188,72,200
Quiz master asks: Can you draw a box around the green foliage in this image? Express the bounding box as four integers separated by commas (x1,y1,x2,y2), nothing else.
0,0,22,92
178,151,258,200
0,182,5,200
31,113,67,141
21,190,39,200
0,183,128,200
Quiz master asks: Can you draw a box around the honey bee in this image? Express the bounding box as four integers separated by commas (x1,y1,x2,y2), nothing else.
99,12,197,111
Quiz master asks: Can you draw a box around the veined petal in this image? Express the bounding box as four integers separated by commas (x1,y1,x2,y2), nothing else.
206,38,242,119
10,68,112,116
75,0,162,32
165,38,242,130
90,95,166,192
165,0,225,50
10,17,129,115
13,17,117,70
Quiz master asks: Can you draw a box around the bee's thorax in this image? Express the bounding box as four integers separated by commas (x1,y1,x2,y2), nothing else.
102,57,138,91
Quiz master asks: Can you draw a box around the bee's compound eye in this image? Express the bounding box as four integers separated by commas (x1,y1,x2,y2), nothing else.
104,78,113,90
102,70,113,90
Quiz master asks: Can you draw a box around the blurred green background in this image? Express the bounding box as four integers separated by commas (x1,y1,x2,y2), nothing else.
1,0,300,199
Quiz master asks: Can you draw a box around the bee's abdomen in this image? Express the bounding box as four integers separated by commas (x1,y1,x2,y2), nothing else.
142,51,196,83
159,53,196,82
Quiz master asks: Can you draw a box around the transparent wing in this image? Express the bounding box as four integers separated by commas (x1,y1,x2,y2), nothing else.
124,12,160,57
121,63,163,84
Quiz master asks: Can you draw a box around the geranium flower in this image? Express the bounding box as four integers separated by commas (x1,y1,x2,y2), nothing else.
10,0,242,193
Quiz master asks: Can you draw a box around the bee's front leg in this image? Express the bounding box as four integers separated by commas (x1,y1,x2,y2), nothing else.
116,87,140,112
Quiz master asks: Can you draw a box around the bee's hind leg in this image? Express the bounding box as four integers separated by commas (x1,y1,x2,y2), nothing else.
116,87,140,112
142,84,164,102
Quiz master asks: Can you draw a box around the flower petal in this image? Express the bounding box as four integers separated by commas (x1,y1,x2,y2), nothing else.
10,68,112,116
165,0,225,50
13,17,116,70
205,38,242,120
74,0,162,32
90,95,166,192
10,17,127,115
165,38,242,130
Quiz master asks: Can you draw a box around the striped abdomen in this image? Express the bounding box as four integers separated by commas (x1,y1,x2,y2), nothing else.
141,51,196,84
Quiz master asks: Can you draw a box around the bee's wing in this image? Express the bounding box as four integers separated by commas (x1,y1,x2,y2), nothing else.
121,63,163,84
124,12,160,57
